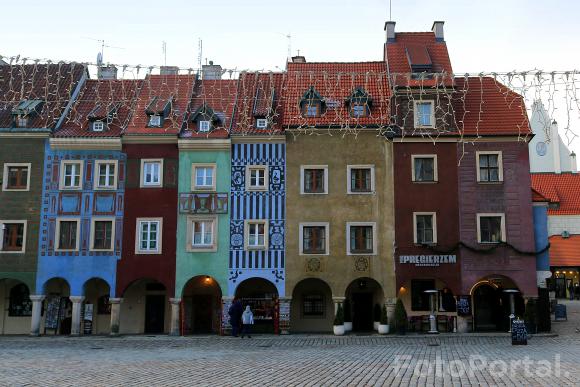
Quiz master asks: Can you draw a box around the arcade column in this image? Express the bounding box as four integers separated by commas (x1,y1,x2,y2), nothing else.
169,298,181,336
69,296,85,336
109,298,123,336
278,297,291,334
29,295,45,336
332,296,345,315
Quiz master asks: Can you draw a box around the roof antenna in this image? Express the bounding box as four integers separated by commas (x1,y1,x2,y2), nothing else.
162,41,167,66
389,0,392,21
197,38,203,72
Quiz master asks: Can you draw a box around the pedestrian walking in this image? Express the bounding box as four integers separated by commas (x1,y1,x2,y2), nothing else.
229,298,243,337
240,305,254,338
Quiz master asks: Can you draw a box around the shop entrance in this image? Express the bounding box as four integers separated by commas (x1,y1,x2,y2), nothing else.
473,284,501,331
182,276,222,334
345,277,384,332
235,278,279,334
145,295,165,334
42,277,71,335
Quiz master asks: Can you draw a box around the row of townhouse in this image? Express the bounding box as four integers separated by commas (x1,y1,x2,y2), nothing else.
0,21,543,336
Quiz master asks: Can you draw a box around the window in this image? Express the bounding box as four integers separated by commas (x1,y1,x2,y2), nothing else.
94,160,118,190
303,294,324,317
300,223,329,255
476,151,503,182
347,165,374,193
245,220,268,250
246,166,268,191
199,120,211,132
93,121,104,132
187,216,217,252
59,161,83,190
303,104,320,118
55,218,80,251
256,119,268,129
16,116,28,127
411,279,435,311
412,155,437,182
347,222,376,255
300,165,328,194
136,218,162,254
90,218,115,251
2,163,31,191
414,101,434,127
140,159,163,187
8,284,32,317
351,104,366,118
477,213,505,243
0,221,26,253
414,212,437,244
192,164,216,191
148,115,161,127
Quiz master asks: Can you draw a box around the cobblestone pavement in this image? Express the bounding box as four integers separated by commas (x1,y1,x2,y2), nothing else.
1,333,579,386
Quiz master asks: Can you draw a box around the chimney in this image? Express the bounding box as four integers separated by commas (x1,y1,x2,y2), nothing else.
97,65,118,80
432,21,444,42
384,21,396,43
571,152,577,173
552,119,562,173
160,66,179,76
291,56,306,63
202,60,223,80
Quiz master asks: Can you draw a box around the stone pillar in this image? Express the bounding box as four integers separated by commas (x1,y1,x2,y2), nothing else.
385,297,396,326
70,296,85,336
332,296,345,315
278,297,291,334
169,298,181,336
221,297,234,335
30,295,45,336
109,298,123,336
456,316,470,333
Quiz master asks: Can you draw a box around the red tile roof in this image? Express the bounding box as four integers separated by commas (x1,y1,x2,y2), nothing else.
181,79,238,139
56,79,143,138
0,63,86,130
452,77,531,136
531,173,580,215
124,74,195,135
532,188,550,203
549,235,580,267
232,72,286,135
385,32,454,87
282,61,390,128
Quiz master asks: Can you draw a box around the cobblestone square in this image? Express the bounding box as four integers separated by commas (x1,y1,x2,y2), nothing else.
1,333,579,386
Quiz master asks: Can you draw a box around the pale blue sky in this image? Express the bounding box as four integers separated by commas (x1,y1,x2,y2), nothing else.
2,0,580,153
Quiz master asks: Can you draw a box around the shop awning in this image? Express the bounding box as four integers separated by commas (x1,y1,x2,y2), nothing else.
549,235,580,267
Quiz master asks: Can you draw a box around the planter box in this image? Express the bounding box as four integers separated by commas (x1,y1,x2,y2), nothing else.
333,325,345,336
378,324,390,334
344,321,353,332
373,321,379,331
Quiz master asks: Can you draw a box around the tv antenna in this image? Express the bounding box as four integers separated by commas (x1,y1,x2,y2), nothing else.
277,32,292,60
83,37,125,64
389,0,392,21
162,41,167,66
197,38,203,72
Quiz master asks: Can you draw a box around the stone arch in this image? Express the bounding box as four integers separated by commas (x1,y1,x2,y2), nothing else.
345,277,384,332
181,276,223,334
234,277,278,334
0,278,33,334
290,278,333,333
82,277,112,335
119,277,168,335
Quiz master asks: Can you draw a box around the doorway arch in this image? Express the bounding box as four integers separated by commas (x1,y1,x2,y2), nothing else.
42,277,71,335
120,278,168,334
0,279,32,334
82,278,111,335
235,278,278,333
345,277,384,332
182,276,222,334
291,278,333,333
471,275,524,331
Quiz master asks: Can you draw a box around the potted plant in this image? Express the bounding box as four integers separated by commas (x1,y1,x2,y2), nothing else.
524,298,538,334
343,299,353,332
333,304,345,336
394,298,408,335
373,304,381,331
378,305,390,334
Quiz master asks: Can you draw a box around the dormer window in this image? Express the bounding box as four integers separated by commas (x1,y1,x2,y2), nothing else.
304,105,319,117
149,115,161,127
12,99,43,128
145,96,172,128
299,87,325,118
92,121,104,132
256,119,268,129
16,116,28,127
199,120,211,132
352,104,366,118
347,88,372,118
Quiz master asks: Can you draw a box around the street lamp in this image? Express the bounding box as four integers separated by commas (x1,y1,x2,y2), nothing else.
424,289,439,334
503,289,519,332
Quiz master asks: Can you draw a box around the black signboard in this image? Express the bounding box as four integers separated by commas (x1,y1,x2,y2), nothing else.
456,296,471,316
44,296,61,330
511,319,528,345
554,304,567,321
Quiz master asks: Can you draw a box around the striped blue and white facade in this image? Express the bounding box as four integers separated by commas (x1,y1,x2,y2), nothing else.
229,142,285,296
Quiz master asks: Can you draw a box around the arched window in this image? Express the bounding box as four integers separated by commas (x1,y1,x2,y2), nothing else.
9,284,32,316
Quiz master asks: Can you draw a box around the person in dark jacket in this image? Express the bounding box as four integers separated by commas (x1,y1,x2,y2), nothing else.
228,298,243,337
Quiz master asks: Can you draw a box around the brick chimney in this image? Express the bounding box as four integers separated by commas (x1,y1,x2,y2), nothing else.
571,152,577,173
291,56,306,63
97,65,118,80
384,21,396,43
432,21,444,42
202,61,223,80
160,66,179,76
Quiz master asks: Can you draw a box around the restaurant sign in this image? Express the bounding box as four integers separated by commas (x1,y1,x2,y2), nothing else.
399,254,457,267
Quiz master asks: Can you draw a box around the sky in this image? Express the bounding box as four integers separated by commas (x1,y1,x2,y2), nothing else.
2,0,579,153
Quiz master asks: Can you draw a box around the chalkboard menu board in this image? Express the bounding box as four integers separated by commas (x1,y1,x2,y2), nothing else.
511,319,528,345
83,304,94,335
554,304,567,321
44,296,62,330
456,296,471,316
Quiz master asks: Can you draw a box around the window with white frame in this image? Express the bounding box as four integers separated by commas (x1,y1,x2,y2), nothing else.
477,214,505,244
0,220,27,253
140,159,163,187
148,115,161,127
414,100,434,128
192,164,216,191
2,163,31,191
55,218,80,251
187,216,217,252
92,121,105,132
347,222,376,255
246,166,268,191
256,118,268,129
414,212,437,244
412,155,437,182
299,223,329,255
94,160,118,190
300,165,327,194
199,120,211,132
245,220,268,250
347,165,374,193
59,160,83,190
90,218,115,251
476,151,503,182
136,218,162,254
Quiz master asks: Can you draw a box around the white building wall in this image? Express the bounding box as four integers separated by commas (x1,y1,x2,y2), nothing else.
548,215,580,236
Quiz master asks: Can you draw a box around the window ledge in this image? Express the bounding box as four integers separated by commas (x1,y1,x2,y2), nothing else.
135,250,162,255
347,191,375,195
413,243,437,247
0,250,25,254
247,187,268,192
412,181,438,184
246,246,267,251
348,252,376,256
477,181,503,185
187,246,218,253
